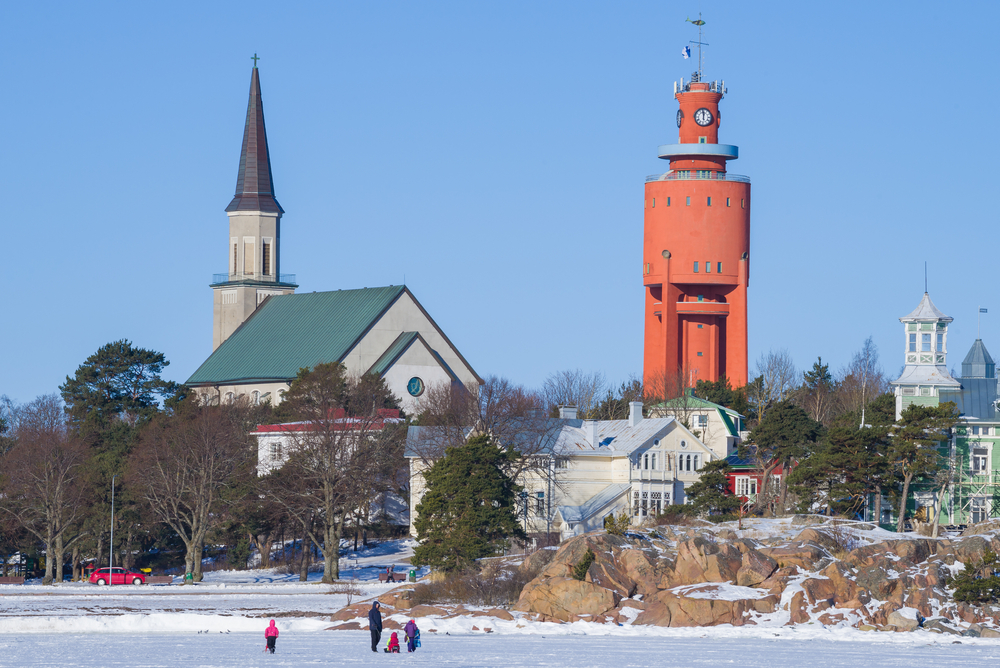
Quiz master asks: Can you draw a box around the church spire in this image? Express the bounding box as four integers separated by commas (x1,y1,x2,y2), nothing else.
226,64,283,214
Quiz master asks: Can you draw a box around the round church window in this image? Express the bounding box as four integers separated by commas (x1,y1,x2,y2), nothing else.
407,377,425,397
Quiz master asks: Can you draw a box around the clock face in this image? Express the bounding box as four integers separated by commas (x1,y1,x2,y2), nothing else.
407,376,424,397
694,108,714,126
676,109,683,128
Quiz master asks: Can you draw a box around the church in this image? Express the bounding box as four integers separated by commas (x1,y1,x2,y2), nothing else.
185,65,481,411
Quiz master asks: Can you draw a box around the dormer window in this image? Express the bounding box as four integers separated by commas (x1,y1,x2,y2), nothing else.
922,333,931,352
909,334,917,352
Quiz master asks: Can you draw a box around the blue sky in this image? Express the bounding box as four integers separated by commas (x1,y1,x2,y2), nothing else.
3,1,999,402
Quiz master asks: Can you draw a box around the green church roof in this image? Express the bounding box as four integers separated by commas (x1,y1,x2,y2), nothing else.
186,285,406,385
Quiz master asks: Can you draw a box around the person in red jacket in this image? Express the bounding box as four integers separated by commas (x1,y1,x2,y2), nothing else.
264,619,279,654
385,631,400,653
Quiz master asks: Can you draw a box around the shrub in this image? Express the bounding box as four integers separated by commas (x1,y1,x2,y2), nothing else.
949,550,1000,604
655,504,694,526
604,511,631,536
572,548,595,581
410,558,538,609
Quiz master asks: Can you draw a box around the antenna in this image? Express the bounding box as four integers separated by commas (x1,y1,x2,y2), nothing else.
686,13,708,80
924,261,928,293
979,306,982,340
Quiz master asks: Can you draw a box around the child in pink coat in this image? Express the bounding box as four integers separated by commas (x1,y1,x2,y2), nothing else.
264,619,279,653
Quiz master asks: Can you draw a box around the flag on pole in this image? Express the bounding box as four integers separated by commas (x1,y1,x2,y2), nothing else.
981,308,988,313
682,46,691,59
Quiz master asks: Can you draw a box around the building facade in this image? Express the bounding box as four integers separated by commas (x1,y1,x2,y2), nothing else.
405,403,730,542
642,66,751,391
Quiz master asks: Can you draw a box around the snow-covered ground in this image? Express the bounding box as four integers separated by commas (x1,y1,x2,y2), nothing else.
3,632,1000,668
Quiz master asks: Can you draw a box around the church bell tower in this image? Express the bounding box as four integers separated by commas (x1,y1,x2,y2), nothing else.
211,62,297,351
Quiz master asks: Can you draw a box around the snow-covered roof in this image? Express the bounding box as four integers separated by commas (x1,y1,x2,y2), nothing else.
556,483,631,523
900,292,952,322
891,364,960,387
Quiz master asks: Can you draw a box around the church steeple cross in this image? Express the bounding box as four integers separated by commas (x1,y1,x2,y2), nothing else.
251,53,260,68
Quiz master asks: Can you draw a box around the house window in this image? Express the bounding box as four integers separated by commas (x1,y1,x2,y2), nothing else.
667,197,671,206
633,491,640,517
555,457,569,469
902,387,916,396
686,196,691,206
973,426,981,435
225,392,235,404
696,414,708,428
651,198,655,208
735,477,757,497
707,196,712,206
641,491,649,516
697,352,703,357
922,333,932,352
262,241,271,276
717,262,722,273
920,387,932,396
973,448,989,472
651,491,662,515
697,295,704,302
698,136,707,144
535,492,545,516
726,197,731,207
697,324,703,329
705,261,712,273
972,497,988,523
251,390,260,405
643,453,649,470
741,198,745,208
909,333,917,352
269,442,282,461
693,262,699,273
651,453,657,470
937,333,944,350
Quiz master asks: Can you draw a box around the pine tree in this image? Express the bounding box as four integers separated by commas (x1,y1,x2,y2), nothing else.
685,459,741,516
413,435,526,571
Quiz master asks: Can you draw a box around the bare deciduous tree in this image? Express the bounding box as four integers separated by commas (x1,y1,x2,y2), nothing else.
128,399,255,581
749,349,798,424
0,395,89,584
541,370,607,418
839,336,888,426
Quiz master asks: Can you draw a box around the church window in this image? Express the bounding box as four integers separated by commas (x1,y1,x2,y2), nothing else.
686,196,691,206
262,241,271,276
232,239,238,274
251,390,260,405
693,454,700,470
225,392,235,404
693,262,699,273
698,136,707,143
909,333,917,352
922,333,931,352
696,414,708,427
244,239,255,275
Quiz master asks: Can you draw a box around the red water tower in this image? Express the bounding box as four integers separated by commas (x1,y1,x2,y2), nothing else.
642,71,751,393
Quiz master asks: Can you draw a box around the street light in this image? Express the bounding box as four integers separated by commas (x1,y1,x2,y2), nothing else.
109,474,116,587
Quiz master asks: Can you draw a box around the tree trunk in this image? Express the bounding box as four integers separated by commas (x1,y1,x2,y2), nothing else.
874,486,882,526
193,541,204,582
43,527,55,585
71,545,81,582
256,533,272,569
896,473,913,533
52,534,65,584
183,540,197,583
778,459,790,513
299,533,310,582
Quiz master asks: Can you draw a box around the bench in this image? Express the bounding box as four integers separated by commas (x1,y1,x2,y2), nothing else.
146,576,174,585
378,572,402,583
0,576,25,585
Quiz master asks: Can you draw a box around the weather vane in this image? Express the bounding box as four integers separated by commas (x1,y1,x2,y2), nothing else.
686,14,708,80
251,53,260,68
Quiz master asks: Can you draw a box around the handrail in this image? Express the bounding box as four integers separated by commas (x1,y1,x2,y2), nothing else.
646,171,750,183
211,273,297,285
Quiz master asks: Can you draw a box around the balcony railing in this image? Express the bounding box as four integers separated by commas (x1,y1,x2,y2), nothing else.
212,272,297,285
645,171,751,183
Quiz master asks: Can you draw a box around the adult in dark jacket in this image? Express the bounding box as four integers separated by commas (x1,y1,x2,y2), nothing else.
368,601,383,652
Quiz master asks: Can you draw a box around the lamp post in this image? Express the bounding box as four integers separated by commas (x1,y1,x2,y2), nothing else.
109,474,116,587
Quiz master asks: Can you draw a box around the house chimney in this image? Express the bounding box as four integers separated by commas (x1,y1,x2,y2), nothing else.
559,405,578,420
628,401,644,428
582,420,597,446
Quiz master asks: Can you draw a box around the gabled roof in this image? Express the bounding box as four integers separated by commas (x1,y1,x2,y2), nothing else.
187,286,406,385
226,66,283,214
366,331,461,383
900,292,952,322
655,390,745,418
962,339,996,379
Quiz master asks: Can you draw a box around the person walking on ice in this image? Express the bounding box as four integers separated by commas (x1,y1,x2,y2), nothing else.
404,619,420,652
368,601,383,653
264,619,279,654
